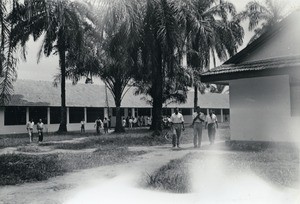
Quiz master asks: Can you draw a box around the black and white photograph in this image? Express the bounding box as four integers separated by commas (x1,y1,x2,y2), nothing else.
0,0,299,203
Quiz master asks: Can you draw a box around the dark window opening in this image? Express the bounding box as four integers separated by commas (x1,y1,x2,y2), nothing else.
162,108,172,116
87,108,104,123
50,107,61,124
138,108,151,116
69,107,84,123
180,108,191,115
4,106,26,125
29,107,48,124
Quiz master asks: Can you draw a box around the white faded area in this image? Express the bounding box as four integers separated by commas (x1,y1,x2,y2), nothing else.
65,151,300,204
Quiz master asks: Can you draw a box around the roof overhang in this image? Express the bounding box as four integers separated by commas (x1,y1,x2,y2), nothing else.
201,56,300,83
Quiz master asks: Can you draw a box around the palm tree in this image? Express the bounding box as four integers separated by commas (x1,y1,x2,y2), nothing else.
64,0,142,132
11,0,85,132
238,0,287,43
0,0,18,105
184,0,244,108
138,0,185,134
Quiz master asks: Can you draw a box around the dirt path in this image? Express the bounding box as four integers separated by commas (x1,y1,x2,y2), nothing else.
0,142,209,204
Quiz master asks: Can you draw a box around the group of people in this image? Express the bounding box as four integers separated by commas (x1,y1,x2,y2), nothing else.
26,119,44,143
122,116,152,128
169,106,218,148
94,117,111,134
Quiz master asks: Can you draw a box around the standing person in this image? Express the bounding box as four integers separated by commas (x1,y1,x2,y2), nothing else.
108,115,111,130
103,117,109,134
122,117,126,127
37,119,44,143
205,110,218,145
94,117,102,134
26,119,34,143
192,106,205,148
80,119,85,133
129,117,133,129
170,108,185,148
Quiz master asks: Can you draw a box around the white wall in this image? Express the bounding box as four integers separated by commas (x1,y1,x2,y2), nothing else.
230,75,300,142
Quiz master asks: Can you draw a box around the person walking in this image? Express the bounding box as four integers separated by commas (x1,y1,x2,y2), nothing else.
37,119,44,142
170,108,185,148
80,119,85,133
129,117,133,129
192,106,205,148
205,110,218,145
95,117,102,134
103,117,109,134
26,119,34,143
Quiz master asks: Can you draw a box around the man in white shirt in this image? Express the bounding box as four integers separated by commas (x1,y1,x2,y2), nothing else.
26,119,34,143
37,119,44,142
170,107,185,148
205,110,218,145
192,106,205,148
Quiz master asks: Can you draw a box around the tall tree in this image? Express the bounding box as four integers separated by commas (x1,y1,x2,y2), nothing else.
0,0,18,105
11,0,85,132
64,0,142,132
238,0,287,43
137,0,184,134
183,0,244,108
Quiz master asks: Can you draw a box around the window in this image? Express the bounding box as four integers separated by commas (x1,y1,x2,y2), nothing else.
29,107,48,124
162,108,172,116
137,108,151,116
50,107,61,124
112,108,124,117
69,107,84,123
181,108,191,115
209,109,221,115
87,108,104,123
4,106,26,125
200,108,208,115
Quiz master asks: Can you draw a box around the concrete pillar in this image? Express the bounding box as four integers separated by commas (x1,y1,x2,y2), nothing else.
84,107,87,122
150,108,152,117
67,107,70,124
47,107,50,125
207,108,209,115
104,107,108,118
124,108,128,117
220,109,224,123
26,107,29,122
132,108,135,117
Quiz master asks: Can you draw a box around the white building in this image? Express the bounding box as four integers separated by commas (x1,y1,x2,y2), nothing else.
0,79,229,135
201,10,300,143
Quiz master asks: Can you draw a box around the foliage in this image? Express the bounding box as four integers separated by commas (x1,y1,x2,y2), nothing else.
146,154,193,193
237,0,288,43
0,0,18,105
10,0,88,132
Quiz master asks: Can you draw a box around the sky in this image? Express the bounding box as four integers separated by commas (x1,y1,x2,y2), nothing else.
16,0,300,83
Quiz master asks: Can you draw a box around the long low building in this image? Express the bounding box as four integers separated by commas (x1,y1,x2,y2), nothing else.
0,80,229,134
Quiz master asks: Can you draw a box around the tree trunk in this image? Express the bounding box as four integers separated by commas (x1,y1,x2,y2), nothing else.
114,84,125,133
194,84,198,109
57,30,67,133
150,44,163,135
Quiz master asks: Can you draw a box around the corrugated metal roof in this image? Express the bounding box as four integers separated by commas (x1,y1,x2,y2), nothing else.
202,55,300,76
8,80,229,109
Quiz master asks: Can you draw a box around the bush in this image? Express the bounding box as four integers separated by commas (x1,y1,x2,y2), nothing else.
0,154,65,185
146,154,194,193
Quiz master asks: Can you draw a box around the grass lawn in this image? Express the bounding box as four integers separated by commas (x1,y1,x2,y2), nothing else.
0,124,230,149
0,146,146,185
146,145,299,193
0,125,230,186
